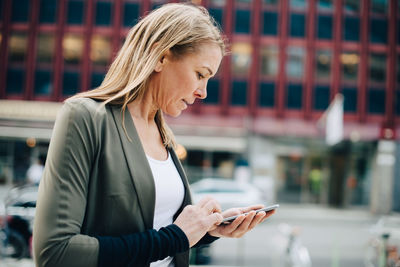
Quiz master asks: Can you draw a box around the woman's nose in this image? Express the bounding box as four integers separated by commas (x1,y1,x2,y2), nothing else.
195,81,208,99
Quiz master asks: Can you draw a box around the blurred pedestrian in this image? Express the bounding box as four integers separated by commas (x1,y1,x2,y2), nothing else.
26,154,46,185
33,3,275,267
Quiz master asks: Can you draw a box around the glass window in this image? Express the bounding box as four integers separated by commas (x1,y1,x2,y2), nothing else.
63,71,80,95
344,0,360,13
37,34,55,63
209,8,223,28
260,45,278,77
67,0,84,25
318,0,333,11
341,87,357,112
398,19,400,45
203,79,220,104
231,42,252,76
340,52,359,82
286,83,302,109
39,0,57,24
8,33,28,63
91,72,105,89
63,33,84,65
91,35,111,67
231,80,247,106
371,0,388,14
262,11,278,35
369,53,386,84
95,1,112,26
210,0,226,7
368,89,385,114
290,0,307,9
263,0,278,5
396,90,400,115
290,13,305,37
343,16,360,41
235,9,251,33
123,2,139,27
315,50,331,80
370,18,388,44
12,0,30,22
317,15,333,39
397,55,400,84
259,82,275,107
151,0,167,10
6,68,25,94
286,46,304,79
313,85,330,110
34,70,52,95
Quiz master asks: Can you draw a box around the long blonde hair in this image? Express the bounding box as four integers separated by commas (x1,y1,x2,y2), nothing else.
70,3,226,148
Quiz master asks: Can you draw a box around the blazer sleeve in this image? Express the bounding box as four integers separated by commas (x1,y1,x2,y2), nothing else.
33,99,100,267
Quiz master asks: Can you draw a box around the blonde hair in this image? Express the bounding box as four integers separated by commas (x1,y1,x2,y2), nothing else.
70,3,226,148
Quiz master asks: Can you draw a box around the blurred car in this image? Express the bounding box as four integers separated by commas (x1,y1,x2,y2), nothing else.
190,178,264,211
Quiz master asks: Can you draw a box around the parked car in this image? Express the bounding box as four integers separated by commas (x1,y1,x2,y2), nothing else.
0,184,38,259
190,178,264,212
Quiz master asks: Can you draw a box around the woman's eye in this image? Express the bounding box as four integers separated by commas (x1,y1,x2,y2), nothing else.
197,72,204,79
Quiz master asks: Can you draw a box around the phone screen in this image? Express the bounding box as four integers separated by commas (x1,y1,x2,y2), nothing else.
221,204,279,224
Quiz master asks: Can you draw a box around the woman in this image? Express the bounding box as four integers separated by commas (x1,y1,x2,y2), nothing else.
33,3,275,267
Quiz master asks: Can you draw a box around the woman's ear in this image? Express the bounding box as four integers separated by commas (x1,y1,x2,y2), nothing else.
154,49,172,72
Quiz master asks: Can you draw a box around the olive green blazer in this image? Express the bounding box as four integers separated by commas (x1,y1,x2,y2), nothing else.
33,98,192,267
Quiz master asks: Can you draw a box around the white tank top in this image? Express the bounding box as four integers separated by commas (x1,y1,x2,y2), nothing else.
147,152,185,267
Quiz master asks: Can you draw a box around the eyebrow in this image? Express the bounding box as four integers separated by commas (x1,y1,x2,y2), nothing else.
203,67,213,76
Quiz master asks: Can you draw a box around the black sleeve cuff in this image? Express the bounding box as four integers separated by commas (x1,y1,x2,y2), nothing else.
194,233,220,248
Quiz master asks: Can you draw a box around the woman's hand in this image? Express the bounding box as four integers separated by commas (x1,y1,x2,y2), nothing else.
208,204,275,238
173,197,223,247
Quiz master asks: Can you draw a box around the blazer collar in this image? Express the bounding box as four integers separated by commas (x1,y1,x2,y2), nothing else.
110,105,156,229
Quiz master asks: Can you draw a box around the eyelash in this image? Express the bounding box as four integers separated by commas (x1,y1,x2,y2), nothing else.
197,72,204,79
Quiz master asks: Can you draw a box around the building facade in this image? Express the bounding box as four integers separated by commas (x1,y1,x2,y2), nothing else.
0,0,399,211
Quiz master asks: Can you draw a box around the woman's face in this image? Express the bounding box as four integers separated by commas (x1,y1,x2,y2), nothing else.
151,42,222,117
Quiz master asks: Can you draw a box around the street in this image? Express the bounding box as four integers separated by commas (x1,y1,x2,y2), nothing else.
1,184,399,267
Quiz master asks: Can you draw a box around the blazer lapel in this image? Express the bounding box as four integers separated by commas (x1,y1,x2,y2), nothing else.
110,105,155,229
170,148,192,214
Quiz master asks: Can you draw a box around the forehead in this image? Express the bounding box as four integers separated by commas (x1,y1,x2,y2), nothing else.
182,43,222,72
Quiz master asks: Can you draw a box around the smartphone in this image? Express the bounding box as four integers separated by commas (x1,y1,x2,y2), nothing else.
221,204,279,224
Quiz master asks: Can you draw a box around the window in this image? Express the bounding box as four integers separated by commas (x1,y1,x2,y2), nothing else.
289,13,305,37
260,45,278,77
12,0,30,23
369,53,386,84
263,0,278,5
67,0,84,25
235,9,251,33
262,11,278,35
123,2,140,27
209,8,223,28
344,0,360,13
91,35,111,67
371,0,387,14
317,15,333,39
7,32,28,94
63,33,84,65
341,87,357,112
151,0,167,10
368,89,385,114
315,50,331,81
290,0,307,9
318,0,333,11
203,79,220,104
286,83,302,109
95,1,112,26
370,18,388,44
35,34,55,96
340,52,359,82
314,85,330,110
368,53,386,115
39,0,58,24
91,72,105,89
231,80,247,106
231,42,252,76
259,82,275,107
210,0,226,7
63,71,80,96
343,16,360,41
286,46,304,79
